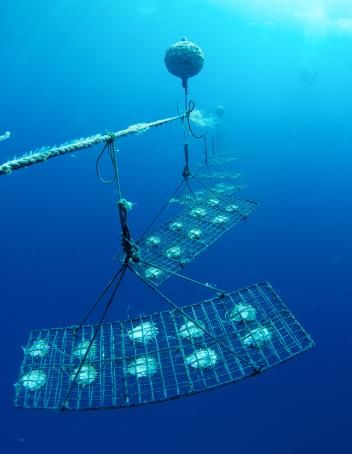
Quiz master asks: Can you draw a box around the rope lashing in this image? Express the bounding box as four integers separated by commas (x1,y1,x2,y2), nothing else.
96,134,118,184
0,114,185,177
118,200,140,263
182,143,191,179
95,134,123,201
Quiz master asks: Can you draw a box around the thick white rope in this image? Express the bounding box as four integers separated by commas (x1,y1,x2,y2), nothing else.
0,115,183,177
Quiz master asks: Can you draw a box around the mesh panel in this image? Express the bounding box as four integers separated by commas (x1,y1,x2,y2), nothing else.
132,196,258,286
195,149,242,185
15,282,314,411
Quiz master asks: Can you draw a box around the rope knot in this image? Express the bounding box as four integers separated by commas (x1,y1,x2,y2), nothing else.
104,131,115,143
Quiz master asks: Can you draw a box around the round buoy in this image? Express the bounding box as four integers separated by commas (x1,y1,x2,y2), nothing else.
214,105,225,118
165,38,205,89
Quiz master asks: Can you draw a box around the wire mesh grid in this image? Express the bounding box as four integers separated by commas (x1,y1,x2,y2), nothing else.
196,149,241,182
131,195,258,285
15,282,313,411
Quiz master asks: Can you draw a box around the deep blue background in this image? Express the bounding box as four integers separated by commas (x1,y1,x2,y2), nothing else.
1,1,351,453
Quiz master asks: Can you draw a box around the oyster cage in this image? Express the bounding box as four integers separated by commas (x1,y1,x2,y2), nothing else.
15,282,314,411
131,195,258,286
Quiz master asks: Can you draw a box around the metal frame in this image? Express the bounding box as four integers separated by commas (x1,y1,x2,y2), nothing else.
15,282,314,411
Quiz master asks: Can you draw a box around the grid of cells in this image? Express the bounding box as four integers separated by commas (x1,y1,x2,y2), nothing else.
15,282,314,411
131,195,258,286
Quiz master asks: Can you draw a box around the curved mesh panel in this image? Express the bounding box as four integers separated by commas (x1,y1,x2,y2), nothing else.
15,282,313,411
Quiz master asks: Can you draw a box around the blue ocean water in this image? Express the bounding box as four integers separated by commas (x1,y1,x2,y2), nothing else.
1,1,351,453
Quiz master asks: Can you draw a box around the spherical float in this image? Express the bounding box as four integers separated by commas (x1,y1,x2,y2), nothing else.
165,38,205,88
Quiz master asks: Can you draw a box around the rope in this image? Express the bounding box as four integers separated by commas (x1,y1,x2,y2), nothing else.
73,266,126,333
118,201,140,263
204,135,208,165
96,136,122,198
140,258,226,294
0,114,185,177
129,265,259,370
62,263,128,409
137,179,186,244
186,101,206,140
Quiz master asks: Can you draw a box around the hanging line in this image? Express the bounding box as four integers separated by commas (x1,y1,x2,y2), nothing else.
135,99,202,245
128,265,261,372
212,136,215,155
95,136,140,261
96,134,122,199
137,179,186,244
62,262,129,409
180,142,198,260
186,100,206,140
73,266,126,334
139,258,226,295
118,200,140,264
204,135,208,166
177,97,205,140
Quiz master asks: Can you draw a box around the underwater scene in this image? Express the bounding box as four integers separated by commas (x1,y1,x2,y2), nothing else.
0,1,351,453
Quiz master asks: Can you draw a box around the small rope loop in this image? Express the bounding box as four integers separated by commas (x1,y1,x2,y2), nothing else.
96,137,118,185
96,136,122,198
186,100,206,140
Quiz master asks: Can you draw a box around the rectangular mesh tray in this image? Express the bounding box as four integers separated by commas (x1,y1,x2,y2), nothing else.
15,282,314,411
